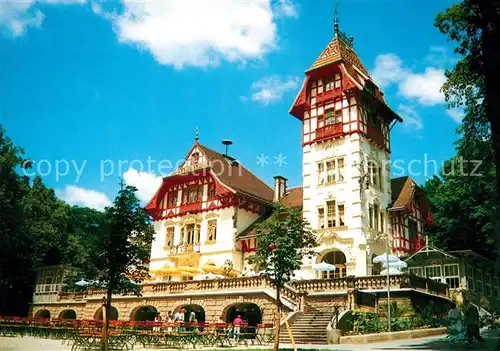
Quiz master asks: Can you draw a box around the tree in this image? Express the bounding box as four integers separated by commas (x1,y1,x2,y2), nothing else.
78,183,154,349
247,205,316,351
435,0,500,188
0,125,33,316
424,129,497,260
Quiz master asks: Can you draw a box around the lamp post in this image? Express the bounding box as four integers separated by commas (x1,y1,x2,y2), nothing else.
385,234,391,333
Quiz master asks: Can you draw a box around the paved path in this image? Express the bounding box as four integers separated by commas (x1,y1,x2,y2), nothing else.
1,333,498,351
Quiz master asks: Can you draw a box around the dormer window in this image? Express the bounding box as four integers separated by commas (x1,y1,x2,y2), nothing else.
183,185,203,204
191,152,199,164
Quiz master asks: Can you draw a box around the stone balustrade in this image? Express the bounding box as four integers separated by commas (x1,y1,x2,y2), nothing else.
58,274,448,306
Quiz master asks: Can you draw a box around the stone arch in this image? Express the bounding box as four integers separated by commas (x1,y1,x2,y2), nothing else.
221,302,262,327
34,309,51,319
174,304,205,323
317,249,347,278
58,309,77,319
130,305,159,322
94,306,118,320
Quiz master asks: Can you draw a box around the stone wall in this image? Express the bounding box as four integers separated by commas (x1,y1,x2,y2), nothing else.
31,292,278,324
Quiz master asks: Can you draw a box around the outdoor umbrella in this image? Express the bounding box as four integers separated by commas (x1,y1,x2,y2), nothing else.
75,279,88,287
372,254,400,264
312,262,336,271
382,260,408,269
380,268,403,275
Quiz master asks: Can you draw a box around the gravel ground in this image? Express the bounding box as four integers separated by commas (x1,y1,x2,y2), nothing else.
1,333,498,351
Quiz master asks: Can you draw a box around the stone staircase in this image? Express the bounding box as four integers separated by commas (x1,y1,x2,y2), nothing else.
278,312,332,345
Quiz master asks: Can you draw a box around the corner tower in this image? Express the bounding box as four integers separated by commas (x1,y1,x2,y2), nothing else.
290,17,402,277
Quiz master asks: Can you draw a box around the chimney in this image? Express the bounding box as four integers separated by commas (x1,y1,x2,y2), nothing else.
273,176,287,202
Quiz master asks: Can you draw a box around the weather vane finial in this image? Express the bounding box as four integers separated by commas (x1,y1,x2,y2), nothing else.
195,126,199,141
334,2,339,36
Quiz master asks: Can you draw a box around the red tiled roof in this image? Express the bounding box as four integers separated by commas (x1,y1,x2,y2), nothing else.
279,186,303,209
197,144,274,203
389,176,433,223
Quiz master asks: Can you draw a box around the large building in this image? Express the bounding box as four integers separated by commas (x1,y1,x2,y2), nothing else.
30,18,456,328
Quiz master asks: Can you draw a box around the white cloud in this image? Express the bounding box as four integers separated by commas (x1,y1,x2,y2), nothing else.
0,0,85,36
397,104,423,131
398,67,446,105
446,108,464,123
57,185,111,211
122,168,162,203
371,52,446,106
249,75,299,105
275,0,298,18
371,54,407,88
106,0,293,69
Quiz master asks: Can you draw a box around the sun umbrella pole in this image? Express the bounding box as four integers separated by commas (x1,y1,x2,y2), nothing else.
386,234,391,333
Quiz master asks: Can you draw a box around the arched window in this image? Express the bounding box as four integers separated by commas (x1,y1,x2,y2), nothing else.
321,251,347,279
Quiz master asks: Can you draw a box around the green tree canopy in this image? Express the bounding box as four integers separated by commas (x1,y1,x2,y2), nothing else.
247,204,316,351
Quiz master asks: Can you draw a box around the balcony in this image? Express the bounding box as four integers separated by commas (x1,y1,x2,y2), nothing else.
367,125,385,147
314,123,343,142
314,89,342,105
178,202,202,215
169,243,200,255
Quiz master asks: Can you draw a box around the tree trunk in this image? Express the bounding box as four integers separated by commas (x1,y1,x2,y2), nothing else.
273,286,281,351
101,290,112,351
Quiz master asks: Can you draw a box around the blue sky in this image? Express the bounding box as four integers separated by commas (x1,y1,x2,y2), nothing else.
1,0,462,210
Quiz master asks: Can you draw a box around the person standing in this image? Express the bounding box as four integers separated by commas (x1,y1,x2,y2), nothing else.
166,311,173,332
447,302,466,342
233,315,243,339
464,299,485,344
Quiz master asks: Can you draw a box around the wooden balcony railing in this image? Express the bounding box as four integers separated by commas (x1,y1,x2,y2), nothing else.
178,202,202,215
314,89,342,105
315,123,343,142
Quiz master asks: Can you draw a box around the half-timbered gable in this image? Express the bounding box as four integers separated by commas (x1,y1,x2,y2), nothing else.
389,176,433,255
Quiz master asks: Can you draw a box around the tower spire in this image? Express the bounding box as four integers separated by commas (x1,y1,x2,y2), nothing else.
195,126,199,142
334,5,339,36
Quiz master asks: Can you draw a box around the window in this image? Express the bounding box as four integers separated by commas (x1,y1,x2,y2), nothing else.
444,264,460,289
191,152,199,164
318,208,325,229
207,183,216,200
326,160,336,183
493,279,499,297
380,212,385,233
369,206,373,229
476,269,483,293
318,158,346,185
338,158,345,182
321,251,347,279
409,267,425,277
335,109,343,124
368,160,383,189
317,163,325,185
466,266,474,291
425,266,442,281
183,185,203,204
327,201,336,228
324,79,333,91
338,204,345,226
184,224,200,245
325,109,335,125
373,204,379,230
165,227,174,248
207,220,217,242
409,220,418,243
334,73,341,89
485,273,492,296
167,191,178,208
